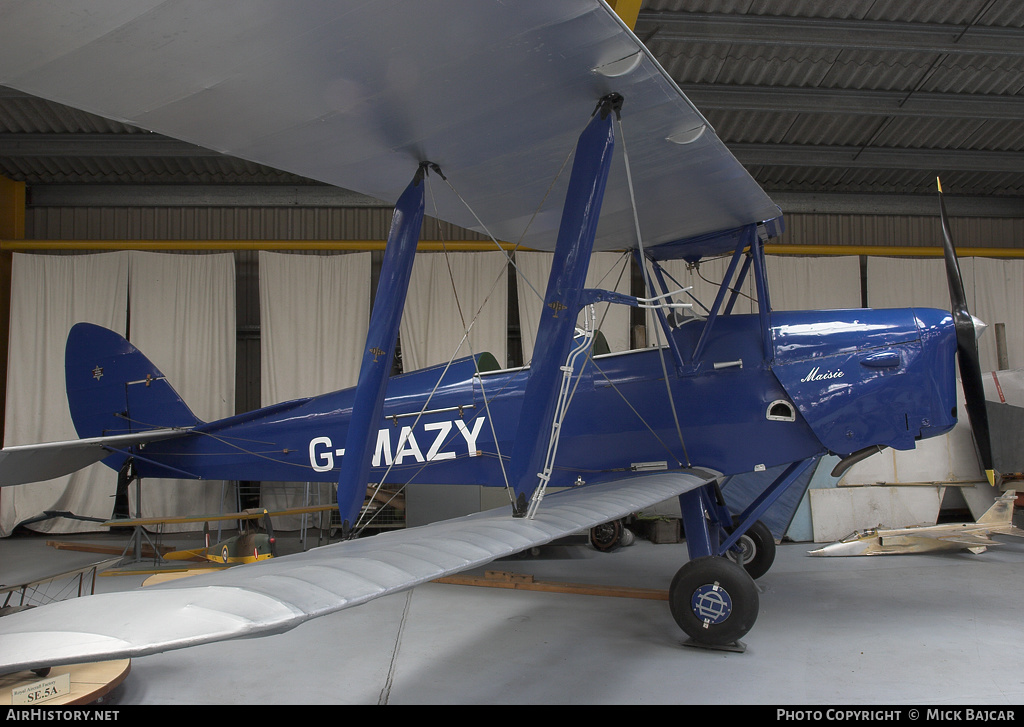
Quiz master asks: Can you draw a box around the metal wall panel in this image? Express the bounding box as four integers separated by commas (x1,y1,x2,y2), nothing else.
25,206,490,242
781,213,1024,248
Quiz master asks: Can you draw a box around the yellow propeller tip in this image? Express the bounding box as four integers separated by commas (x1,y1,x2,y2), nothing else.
986,469,996,487
936,177,943,193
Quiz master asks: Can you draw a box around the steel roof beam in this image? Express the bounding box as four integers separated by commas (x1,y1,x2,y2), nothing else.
637,12,1024,56
19,185,1023,219
733,144,1023,173
680,85,1024,120
3,134,1016,173
0,133,215,157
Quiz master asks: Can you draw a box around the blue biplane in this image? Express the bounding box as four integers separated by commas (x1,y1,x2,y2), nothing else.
0,1,999,670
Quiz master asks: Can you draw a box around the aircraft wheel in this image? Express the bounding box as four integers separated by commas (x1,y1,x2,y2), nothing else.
724,520,776,580
590,519,624,551
669,556,758,646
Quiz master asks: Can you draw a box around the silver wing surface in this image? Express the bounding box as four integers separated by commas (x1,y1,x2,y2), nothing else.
0,0,778,253
0,471,716,674
0,429,192,487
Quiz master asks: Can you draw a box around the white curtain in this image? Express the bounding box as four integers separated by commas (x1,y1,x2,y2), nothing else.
400,252,508,371
258,251,370,522
967,258,1024,373
517,251,632,360
127,251,236,531
868,256,1023,372
2,252,129,536
260,251,371,404
765,256,862,311
866,257,961,312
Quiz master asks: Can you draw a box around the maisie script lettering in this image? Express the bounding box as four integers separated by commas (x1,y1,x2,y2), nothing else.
800,367,845,383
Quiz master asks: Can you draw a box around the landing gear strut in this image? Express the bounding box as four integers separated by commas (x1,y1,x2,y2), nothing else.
670,462,814,647
674,486,761,647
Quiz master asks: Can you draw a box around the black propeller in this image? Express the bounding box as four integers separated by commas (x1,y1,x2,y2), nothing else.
937,178,996,487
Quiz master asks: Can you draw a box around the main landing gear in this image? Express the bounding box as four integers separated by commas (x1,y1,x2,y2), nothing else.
668,460,815,648
670,483,781,649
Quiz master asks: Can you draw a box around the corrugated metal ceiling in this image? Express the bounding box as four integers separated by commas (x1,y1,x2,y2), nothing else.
0,1,1021,219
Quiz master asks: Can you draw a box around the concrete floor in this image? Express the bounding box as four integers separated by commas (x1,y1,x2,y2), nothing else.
2,529,1024,705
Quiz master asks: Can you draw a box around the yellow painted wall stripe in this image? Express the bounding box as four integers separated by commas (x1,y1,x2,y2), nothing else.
607,0,643,30
0,239,521,252
3,239,1023,258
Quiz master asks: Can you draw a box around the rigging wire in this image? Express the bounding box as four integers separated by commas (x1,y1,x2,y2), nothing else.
615,115,691,468
428,178,515,505
438,135,579,308
418,141,584,510
353,168,531,532
693,257,758,306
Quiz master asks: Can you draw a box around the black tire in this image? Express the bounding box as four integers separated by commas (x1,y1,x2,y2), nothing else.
724,520,776,580
669,556,759,646
590,519,623,552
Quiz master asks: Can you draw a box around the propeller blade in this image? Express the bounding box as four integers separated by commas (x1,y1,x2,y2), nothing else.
938,180,968,311
938,178,996,486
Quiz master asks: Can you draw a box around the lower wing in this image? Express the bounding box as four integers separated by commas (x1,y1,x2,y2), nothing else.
0,469,716,674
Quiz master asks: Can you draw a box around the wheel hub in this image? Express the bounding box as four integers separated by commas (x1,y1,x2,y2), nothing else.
691,582,733,626
726,534,755,566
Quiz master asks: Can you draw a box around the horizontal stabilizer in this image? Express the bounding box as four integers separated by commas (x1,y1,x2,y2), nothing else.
0,429,192,488
0,470,717,673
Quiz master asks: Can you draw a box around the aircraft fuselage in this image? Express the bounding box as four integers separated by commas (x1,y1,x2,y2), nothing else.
136,305,959,492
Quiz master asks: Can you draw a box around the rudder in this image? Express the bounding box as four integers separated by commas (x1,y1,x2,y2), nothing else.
976,491,1016,525
65,323,203,441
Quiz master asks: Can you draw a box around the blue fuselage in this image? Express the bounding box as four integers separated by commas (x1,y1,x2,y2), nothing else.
137,306,959,490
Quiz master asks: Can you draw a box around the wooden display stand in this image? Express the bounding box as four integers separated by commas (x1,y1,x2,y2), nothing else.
0,660,130,706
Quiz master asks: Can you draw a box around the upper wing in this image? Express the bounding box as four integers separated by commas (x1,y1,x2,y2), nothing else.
0,429,192,487
0,1,779,256
0,470,716,674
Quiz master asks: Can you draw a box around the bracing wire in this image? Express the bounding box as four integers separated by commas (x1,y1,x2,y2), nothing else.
615,115,691,468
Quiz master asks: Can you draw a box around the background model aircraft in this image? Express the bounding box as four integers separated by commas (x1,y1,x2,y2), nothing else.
809,491,1024,556
0,1,1017,674
100,507,321,566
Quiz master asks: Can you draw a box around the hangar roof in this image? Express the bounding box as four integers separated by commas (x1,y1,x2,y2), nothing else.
0,1,1021,219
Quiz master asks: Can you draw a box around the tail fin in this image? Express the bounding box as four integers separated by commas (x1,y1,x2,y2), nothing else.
976,491,1017,525
65,323,203,440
